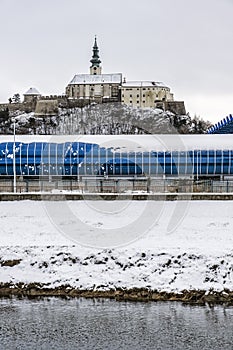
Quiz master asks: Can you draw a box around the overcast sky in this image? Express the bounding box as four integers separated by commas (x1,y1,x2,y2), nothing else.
0,0,232,123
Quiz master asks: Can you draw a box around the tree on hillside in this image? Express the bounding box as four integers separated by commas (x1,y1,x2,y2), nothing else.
191,115,212,134
12,93,21,103
0,108,9,120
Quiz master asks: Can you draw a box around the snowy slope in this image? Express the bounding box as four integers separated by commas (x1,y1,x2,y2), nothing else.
0,200,232,292
4,103,210,135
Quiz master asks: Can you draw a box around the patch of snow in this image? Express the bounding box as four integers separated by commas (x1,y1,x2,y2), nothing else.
122,81,168,88
24,87,41,95
0,134,233,152
0,200,232,292
69,74,122,85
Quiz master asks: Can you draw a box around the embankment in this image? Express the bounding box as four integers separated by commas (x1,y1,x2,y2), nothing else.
0,284,233,305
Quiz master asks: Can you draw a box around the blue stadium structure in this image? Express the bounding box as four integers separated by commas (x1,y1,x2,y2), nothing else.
1,135,233,179
207,114,233,134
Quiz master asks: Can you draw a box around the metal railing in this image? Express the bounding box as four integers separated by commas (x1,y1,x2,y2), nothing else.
1,177,233,194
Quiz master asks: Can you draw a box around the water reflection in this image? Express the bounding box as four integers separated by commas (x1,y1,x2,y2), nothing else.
0,298,232,350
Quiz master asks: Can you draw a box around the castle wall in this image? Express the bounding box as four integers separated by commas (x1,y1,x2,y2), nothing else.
35,100,58,116
164,101,186,115
0,102,34,113
121,85,174,109
0,97,186,116
66,82,121,103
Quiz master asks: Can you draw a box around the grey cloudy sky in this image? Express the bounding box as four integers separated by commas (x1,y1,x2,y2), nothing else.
0,0,232,122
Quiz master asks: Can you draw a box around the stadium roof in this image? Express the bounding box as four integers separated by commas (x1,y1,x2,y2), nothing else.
207,114,233,134
2,134,233,152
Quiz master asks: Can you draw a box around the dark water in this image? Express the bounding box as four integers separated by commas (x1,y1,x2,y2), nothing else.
0,298,232,350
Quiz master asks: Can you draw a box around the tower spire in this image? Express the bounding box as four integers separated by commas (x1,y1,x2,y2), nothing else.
90,36,102,75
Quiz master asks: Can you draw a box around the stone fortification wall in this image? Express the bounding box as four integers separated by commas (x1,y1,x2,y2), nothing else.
0,96,66,115
0,95,94,115
1,96,186,117
35,100,59,116
0,103,23,112
0,102,36,113
164,101,186,115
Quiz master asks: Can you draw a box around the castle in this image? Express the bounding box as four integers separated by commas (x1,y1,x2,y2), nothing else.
0,37,186,116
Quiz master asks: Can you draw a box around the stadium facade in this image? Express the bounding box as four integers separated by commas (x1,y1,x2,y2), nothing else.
1,135,233,179
207,114,233,134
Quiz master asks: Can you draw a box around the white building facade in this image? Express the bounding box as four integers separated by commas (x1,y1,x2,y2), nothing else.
66,73,122,103
121,81,174,109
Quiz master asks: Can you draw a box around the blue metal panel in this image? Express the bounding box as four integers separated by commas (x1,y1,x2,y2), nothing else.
0,143,8,175
1,139,233,178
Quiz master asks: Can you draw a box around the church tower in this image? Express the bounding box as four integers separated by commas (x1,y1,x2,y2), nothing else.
90,36,102,75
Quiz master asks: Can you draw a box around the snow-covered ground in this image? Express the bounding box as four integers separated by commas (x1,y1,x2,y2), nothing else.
0,200,232,292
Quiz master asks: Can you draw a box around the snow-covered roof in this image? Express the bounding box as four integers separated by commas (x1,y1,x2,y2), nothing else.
68,74,122,85
24,87,41,95
1,134,233,152
122,81,169,89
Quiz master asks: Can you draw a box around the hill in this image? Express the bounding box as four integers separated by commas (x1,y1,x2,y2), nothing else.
0,103,212,135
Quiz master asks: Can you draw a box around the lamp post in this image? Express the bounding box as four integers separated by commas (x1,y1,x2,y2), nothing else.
196,150,200,181
13,118,16,193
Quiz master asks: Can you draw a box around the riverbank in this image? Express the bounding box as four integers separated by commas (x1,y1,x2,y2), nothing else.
0,284,233,305
1,200,233,302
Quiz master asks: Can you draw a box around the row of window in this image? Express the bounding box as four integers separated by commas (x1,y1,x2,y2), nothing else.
70,83,119,89
122,100,161,105
124,88,164,91
69,86,119,98
122,94,160,98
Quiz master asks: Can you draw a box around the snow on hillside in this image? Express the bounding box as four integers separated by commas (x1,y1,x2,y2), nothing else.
0,200,232,292
3,103,210,135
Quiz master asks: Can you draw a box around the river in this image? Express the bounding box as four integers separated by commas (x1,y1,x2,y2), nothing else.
0,297,232,350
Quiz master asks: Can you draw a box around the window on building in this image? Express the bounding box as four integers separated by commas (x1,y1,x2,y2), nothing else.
143,100,145,103
112,86,119,98
130,94,132,97
143,94,145,97
137,101,139,104
137,94,139,98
